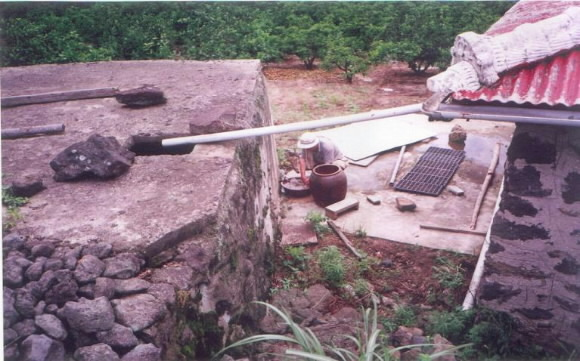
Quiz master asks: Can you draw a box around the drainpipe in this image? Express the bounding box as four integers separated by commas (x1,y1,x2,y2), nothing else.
162,103,423,146
462,180,504,310
427,104,580,127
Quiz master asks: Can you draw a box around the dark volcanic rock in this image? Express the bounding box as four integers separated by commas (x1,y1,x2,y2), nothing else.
43,258,63,271
3,256,28,288
62,297,115,333
94,277,116,299
13,318,38,338
114,278,151,296
14,287,38,318
20,334,65,361
4,287,21,327
31,243,55,258
115,86,166,107
3,232,26,250
112,294,167,332
9,176,46,198
82,242,113,259
74,343,120,361
35,314,67,341
44,270,79,306
120,343,162,361
103,253,143,279
50,134,135,181
74,255,106,284
147,283,176,307
96,323,139,351
25,258,47,282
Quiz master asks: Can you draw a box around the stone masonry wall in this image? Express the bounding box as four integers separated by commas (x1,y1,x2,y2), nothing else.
2,67,281,360
152,72,281,359
478,124,580,352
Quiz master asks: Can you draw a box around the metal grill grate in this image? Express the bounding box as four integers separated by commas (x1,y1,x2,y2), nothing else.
394,147,465,196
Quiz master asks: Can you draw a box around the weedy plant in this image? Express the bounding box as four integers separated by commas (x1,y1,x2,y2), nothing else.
214,300,471,361
354,225,367,238
316,246,345,288
283,246,310,272
432,256,465,290
2,185,28,232
305,211,331,236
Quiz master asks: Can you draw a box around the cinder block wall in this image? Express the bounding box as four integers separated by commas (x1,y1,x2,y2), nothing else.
478,124,580,352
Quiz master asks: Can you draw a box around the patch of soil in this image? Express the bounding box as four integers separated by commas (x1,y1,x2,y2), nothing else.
272,231,476,318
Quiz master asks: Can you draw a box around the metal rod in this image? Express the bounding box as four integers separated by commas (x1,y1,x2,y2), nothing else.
389,145,406,186
162,103,423,146
1,124,65,139
470,143,501,230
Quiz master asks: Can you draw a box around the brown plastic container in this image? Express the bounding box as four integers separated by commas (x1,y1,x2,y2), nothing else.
309,164,347,207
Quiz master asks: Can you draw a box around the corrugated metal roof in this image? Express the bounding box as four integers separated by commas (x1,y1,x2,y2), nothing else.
453,49,580,107
452,1,580,108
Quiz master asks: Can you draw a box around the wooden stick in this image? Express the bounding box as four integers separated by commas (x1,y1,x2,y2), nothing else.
420,224,487,236
389,145,406,186
470,143,501,230
1,87,118,108
1,124,65,139
327,220,363,259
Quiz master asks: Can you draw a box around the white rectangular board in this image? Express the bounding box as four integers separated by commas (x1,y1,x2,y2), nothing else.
314,114,437,161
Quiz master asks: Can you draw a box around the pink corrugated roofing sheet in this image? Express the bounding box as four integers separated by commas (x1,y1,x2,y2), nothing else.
454,49,580,107
452,1,580,107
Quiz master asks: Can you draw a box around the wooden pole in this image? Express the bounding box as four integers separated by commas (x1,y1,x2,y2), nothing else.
470,143,501,230
327,220,364,259
420,224,487,236
1,124,65,139
1,87,118,108
389,145,406,186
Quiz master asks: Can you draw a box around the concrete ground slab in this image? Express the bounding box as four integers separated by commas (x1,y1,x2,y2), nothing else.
282,115,515,255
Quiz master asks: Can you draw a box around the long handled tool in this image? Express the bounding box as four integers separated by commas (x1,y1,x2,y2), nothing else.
470,143,501,230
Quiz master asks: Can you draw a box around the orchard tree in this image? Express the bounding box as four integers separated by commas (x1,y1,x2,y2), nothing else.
283,15,337,69
321,34,370,83
372,2,510,74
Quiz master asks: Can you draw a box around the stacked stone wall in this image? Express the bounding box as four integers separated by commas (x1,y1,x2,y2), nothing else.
478,124,580,352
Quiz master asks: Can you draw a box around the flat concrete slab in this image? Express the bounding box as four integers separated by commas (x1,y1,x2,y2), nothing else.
1,60,264,253
281,114,515,255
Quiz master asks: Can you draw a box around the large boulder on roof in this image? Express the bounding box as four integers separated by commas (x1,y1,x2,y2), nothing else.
50,134,135,181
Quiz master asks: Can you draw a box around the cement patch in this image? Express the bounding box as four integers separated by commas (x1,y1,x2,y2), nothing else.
282,116,514,255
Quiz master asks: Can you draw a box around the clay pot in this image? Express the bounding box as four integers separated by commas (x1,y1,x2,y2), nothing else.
309,164,347,207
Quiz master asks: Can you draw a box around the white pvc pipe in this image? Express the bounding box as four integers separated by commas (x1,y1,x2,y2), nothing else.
462,179,505,310
162,103,423,146
431,104,580,127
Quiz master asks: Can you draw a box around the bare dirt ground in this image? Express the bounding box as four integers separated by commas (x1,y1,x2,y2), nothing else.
263,58,476,319
264,58,434,149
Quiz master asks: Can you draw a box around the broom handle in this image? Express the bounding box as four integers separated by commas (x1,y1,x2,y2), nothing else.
470,143,501,230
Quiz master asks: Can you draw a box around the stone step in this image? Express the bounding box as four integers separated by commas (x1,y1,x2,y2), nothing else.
325,198,359,220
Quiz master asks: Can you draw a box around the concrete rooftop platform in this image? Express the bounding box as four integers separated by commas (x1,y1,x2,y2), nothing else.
1,60,264,254
282,114,515,255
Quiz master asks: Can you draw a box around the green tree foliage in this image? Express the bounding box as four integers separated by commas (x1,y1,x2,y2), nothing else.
370,2,512,73
0,2,511,77
321,33,370,83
